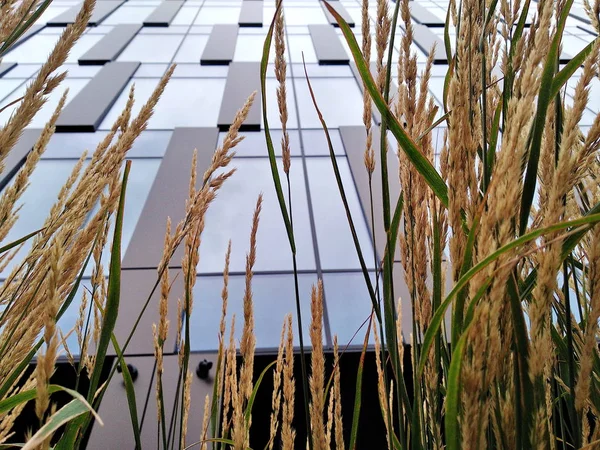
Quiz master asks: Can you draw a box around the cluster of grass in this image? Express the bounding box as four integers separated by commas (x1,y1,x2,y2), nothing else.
1,0,600,448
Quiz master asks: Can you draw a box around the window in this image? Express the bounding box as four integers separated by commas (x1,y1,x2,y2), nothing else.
103,5,155,24
174,35,209,63
117,34,184,63
198,157,316,273
306,157,375,270
189,273,318,351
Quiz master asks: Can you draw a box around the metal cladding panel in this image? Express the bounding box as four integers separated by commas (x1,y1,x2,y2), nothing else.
308,24,349,65
200,24,238,65
0,62,17,77
78,24,141,65
143,1,184,27
217,62,261,131
47,1,125,26
0,129,42,191
55,61,139,132
322,0,355,27
238,1,263,27
122,127,219,269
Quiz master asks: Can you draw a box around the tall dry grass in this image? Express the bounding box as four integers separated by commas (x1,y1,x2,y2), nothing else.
2,0,600,448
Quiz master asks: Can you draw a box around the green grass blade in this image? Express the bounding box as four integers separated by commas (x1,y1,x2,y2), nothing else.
25,397,102,450
301,58,381,323
0,0,53,57
244,360,277,425
445,331,468,450
385,192,404,266
110,335,141,450
0,385,93,415
418,212,600,378
349,321,371,450
551,39,598,99
260,1,295,254
324,1,449,208
0,228,43,254
87,160,129,400
519,0,573,235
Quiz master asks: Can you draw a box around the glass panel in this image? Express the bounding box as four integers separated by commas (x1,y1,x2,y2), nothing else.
0,80,25,102
189,25,213,34
0,160,78,278
302,129,345,156
117,34,184,63
291,63,353,78
305,157,375,270
173,35,209,63
62,64,102,78
189,273,318,351
134,64,169,77
42,131,171,158
171,6,200,25
103,5,155,24
147,78,226,129
323,272,378,346
194,7,241,25
234,35,279,62
0,78,89,129
294,78,364,128
56,278,93,356
283,7,327,25
172,64,229,78
85,25,114,34
198,158,316,273
218,130,301,157
287,35,317,64
2,34,61,64
1,64,40,79
138,25,190,34
37,6,71,23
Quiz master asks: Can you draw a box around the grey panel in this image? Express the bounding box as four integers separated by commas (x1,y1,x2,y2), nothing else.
56,61,139,132
200,24,238,65
560,50,573,64
410,3,444,27
87,357,156,449
122,127,218,269
47,1,125,26
349,62,398,125
110,269,182,356
570,7,591,24
322,1,355,27
410,24,447,64
339,125,401,261
0,129,42,191
308,24,349,65
238,1,263,27
78,24,141,65
218,62,260,131
143,1,184,27
0,63,16,77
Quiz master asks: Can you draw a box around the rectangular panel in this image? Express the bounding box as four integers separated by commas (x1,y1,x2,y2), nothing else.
322,1,355,27
410,3,444,27
200,24,238,65
47,1,125,26
349,62,397,125
122,127,218,269
218,62,260,131
78,24,141,65
0,129,41,191
56,61,139,132
143,1,184,27
339,125,401,261
238,1,263,27
0,63,16,77
308,24,349,65
411,24,447,64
